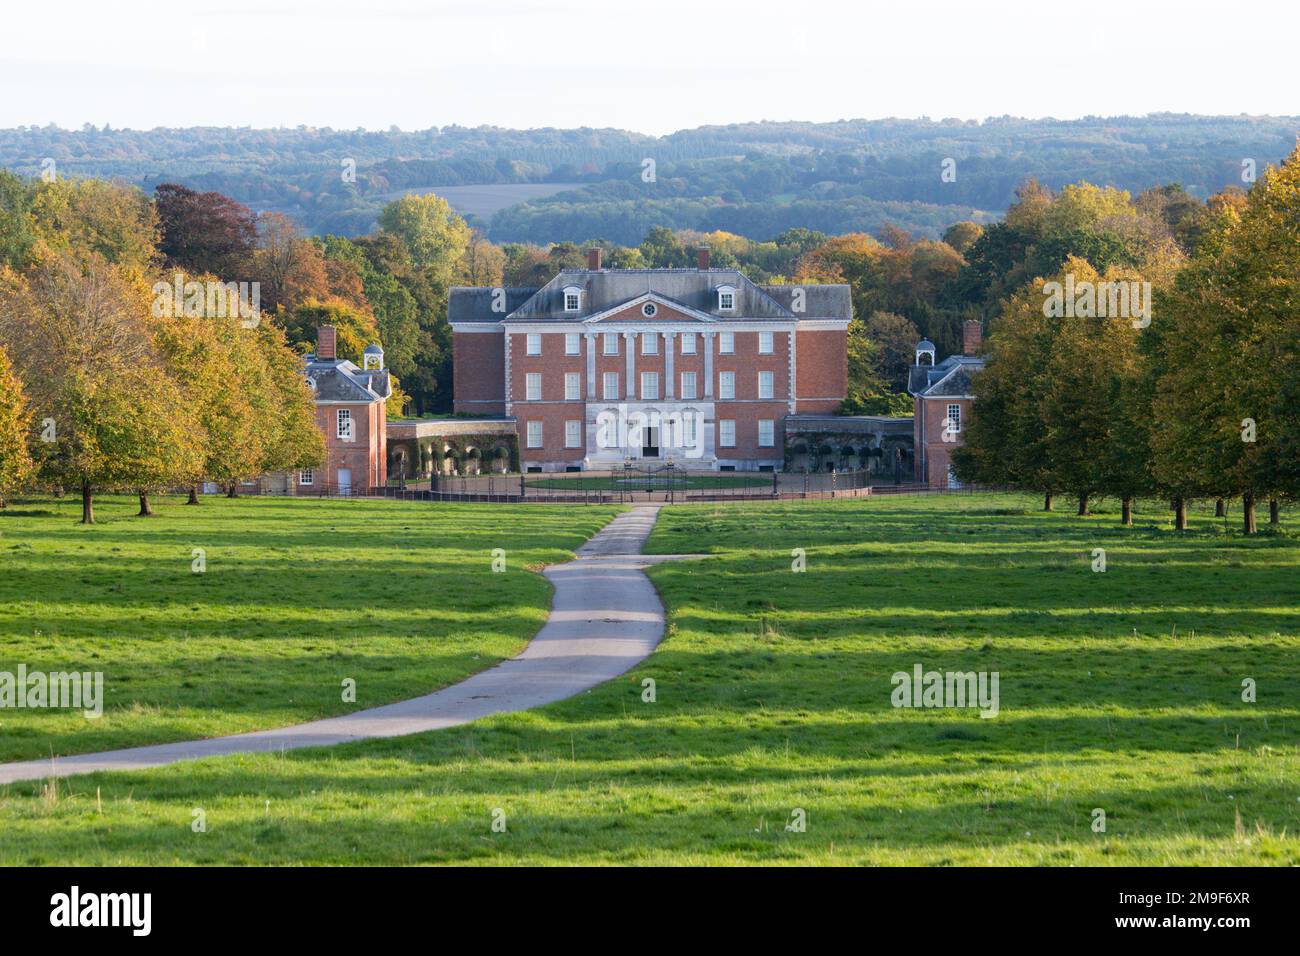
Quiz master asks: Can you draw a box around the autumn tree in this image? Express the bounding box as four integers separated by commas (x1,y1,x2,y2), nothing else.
29,177,159,273
0,341,33,507
1037,259,1149,516
282,299,380,364
1150,146,1300,533
456,229,506,286
951,281,1057,508
0,250,198,522
154,183,257,278
253,212,328,313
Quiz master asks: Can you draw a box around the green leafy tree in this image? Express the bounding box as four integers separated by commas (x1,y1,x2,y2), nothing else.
376,193,470,286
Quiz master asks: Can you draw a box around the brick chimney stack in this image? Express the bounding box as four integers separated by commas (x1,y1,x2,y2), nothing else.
317,325,337,361
587,247,602,270
962,319,982,356
697,247,710,270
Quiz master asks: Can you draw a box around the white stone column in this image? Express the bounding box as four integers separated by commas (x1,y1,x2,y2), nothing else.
703,331,715,398
624,330,636,400
584,331,596,399
663,331,675,399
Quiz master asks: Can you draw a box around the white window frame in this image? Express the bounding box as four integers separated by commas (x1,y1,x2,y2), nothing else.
679,371,697,401
682,412,697,447
603,332,618,355
526,332,542,356
563,288,581,312
641,371,659,401
758,331,774,354
680,332,697,354
719,419,736,447
525,372,542,401
603,371,619,400
718,370,735,400
336,408,353,440
758,419,775,447
299,469,314,485
947,403,962,433
565,420,582,448
719,331,735,354
642,331,657,355
758,371,774,400
565,332,580,355
564,372,581,401
526,421,543,448
718,287,736,311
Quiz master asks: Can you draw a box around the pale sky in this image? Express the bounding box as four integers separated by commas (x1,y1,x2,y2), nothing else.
0,0,1292,134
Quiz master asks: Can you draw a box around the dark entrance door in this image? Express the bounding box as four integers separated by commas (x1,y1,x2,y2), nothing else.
641,426,660,458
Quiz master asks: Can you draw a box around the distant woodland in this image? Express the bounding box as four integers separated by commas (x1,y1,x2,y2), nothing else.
1,115,1296,242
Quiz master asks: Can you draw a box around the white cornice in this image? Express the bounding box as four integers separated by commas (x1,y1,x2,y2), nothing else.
450,322,506,333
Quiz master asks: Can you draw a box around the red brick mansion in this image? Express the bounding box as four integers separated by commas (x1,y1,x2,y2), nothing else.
449,249,851,471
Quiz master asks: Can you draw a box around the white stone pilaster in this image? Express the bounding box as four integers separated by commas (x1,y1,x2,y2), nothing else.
788,328,797,413
624,330,636,400
703,331,715,398
663,331,676,399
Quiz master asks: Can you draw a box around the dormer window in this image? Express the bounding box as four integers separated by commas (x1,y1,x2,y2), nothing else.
563,287,582,312
716,286,736,312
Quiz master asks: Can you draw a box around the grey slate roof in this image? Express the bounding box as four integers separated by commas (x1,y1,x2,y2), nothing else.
448,287,539,323
305,355,392,403
909,354,984,398
448,269,852,324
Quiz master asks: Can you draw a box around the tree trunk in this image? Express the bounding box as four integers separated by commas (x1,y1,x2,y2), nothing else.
1269,498,1279,525
1215,498,1225,518
81,479,94,525
0,494,6,509
187,484,200,505
1077,493,1090,516
1121,497,1133,526
137,492,153,517
1173,496,1187,531
226,483,239,499
1043,492,1053,512
1242,492,1256,534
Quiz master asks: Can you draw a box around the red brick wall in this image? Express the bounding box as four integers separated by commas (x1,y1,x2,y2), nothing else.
453,331,506,414
713,330,788,400
300,400,386,492
795,329,847,413
916,396,972,486
509,330,585,403
714,402,787,459
516,403,587,465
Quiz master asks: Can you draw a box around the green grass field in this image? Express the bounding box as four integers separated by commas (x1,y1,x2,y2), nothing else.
2,492,1299,865
0,494,618,762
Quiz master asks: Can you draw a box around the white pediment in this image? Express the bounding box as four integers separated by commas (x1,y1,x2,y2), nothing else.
581,292,718,325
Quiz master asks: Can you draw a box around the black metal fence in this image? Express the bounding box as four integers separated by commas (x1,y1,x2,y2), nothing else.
194,472,1005,505
422,466,882,503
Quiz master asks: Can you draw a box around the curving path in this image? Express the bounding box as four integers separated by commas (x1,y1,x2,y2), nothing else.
0,505,699,785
